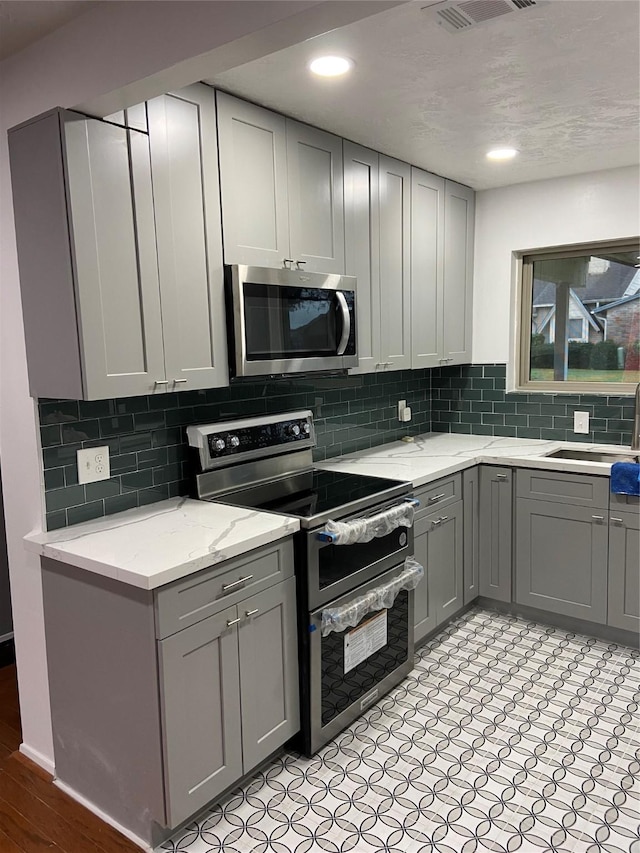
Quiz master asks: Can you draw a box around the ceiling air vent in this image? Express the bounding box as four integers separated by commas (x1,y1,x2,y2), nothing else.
423,0,543,33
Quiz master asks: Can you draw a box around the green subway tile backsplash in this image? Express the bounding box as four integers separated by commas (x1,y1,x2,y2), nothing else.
40,369,431,529
431,364,634,446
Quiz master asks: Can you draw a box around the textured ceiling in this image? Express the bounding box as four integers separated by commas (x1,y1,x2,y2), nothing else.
0,0,96,61
209,0,640,190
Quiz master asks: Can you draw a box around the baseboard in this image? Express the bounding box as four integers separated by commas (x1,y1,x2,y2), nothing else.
53,779,153,852
19,742,55,776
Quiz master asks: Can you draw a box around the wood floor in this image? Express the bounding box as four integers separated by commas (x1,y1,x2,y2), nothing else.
0,663,142,853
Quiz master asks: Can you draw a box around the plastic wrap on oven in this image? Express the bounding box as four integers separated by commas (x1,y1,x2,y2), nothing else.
320,557,424,637
323,501,415,545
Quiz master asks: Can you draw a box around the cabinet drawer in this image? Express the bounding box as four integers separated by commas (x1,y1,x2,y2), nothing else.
516,469,609,508
414,473,461,517
155,538,294,639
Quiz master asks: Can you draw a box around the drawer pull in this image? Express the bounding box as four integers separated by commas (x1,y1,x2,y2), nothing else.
496,474,508,481
222,574,254,592
610,517,624,523
439,515,449,523
591,515,605,522
154,379,169,386
226,617,242,627
173,378,187,384
429,493,446,503
245,608,259,617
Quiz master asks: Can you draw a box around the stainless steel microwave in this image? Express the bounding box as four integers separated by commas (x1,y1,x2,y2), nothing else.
225,265,357,378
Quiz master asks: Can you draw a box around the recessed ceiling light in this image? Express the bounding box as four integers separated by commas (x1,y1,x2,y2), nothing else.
486,148,519,161
309,56,354,77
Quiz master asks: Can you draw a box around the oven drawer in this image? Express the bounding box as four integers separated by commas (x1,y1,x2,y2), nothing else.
414,473,461,517
154,538,294,639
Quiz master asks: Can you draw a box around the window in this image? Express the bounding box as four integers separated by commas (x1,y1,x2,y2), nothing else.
519,240,640,393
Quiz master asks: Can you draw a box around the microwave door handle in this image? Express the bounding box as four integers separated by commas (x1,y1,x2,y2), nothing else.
336,291,351,356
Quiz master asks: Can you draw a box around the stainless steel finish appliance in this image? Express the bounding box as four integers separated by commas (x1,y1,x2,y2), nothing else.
225,265,357,378
188,411,418,755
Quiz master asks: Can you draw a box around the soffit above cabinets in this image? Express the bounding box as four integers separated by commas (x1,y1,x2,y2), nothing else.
206,0,639,191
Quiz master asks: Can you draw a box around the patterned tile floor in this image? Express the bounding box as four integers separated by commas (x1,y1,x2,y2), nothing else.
159,608,640,853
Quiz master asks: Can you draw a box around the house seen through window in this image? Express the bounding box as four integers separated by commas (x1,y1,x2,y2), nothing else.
521,242,640,392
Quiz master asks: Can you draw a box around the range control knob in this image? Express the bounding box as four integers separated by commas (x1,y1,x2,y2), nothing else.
302,422,311,435
213,438,226,452
288,423,301,437
227,435,240,448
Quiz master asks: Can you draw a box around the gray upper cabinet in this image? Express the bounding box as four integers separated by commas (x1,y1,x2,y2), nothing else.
379,155,411,371
411,168,445,369
343,142,381,374
287,120,345,274
216,92,290,268
479,466,512,603
147,84,228,391
159,605,243,828
217,92,344,274
607,510,639,633
443,180,474,365
9,109,166,400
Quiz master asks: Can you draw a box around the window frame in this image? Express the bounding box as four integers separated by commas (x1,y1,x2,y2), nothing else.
517,238,640,395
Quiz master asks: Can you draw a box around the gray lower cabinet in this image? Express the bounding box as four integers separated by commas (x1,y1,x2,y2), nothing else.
414,501,464,644
479,466,513,602
42,538,298,847
515,499,608,624
160,576,299,827
463,467,479,604
607,511,640,632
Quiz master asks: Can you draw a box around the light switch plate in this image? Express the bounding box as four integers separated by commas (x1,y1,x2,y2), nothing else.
398,400,407,421
573,411,590,434
77,446,110,484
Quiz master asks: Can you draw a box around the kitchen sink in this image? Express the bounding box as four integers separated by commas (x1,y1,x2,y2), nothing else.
545,449,639,464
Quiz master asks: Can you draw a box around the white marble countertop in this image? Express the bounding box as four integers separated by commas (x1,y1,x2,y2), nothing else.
317,432,634,488
25,498,299,590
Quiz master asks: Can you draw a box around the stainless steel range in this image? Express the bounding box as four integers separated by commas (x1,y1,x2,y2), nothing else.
187,411,423,755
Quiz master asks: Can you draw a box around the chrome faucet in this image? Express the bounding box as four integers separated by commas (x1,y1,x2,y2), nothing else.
632,382,640,452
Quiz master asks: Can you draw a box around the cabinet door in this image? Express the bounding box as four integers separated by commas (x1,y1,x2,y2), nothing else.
515,500,608,624
148,85,229,391
217,92,290,267
158,606,242,828
431,501,464,624
64,113,167,399
379,155,411,370
287,120,345,274
463,467,479,604
479,466,513,602
413,516,437,644
237,577,299,771
411,168,445,369
442,180,474,365
344,142,381,374
608,511,640,632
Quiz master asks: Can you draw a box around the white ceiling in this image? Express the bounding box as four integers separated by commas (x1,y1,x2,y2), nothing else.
208,0,640,190
0,0,97,61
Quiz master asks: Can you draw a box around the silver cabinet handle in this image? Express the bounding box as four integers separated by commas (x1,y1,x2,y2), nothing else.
154,379,169,386
226,617,242,627
245,609,259,617
336,291,351,356
439,515,449,523
610,517,624,523
429,493,446,503
221,574,254,592
431,519,442,528
496,474,508,481
173,378,187,384
592,515,605,521
295,260,306,269
283,258,294,268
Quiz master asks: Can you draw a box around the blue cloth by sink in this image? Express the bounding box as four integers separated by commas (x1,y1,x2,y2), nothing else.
610,462,640,496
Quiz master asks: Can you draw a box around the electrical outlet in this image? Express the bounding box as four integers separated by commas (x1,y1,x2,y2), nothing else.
77,446,111,484
398,400,407,421
573,411,590,434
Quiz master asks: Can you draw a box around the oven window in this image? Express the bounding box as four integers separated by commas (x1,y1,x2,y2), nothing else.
243,283,344,359
321,590,409,726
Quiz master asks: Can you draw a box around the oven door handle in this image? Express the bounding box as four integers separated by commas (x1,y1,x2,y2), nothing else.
335,291,351,356
316,497,420,542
